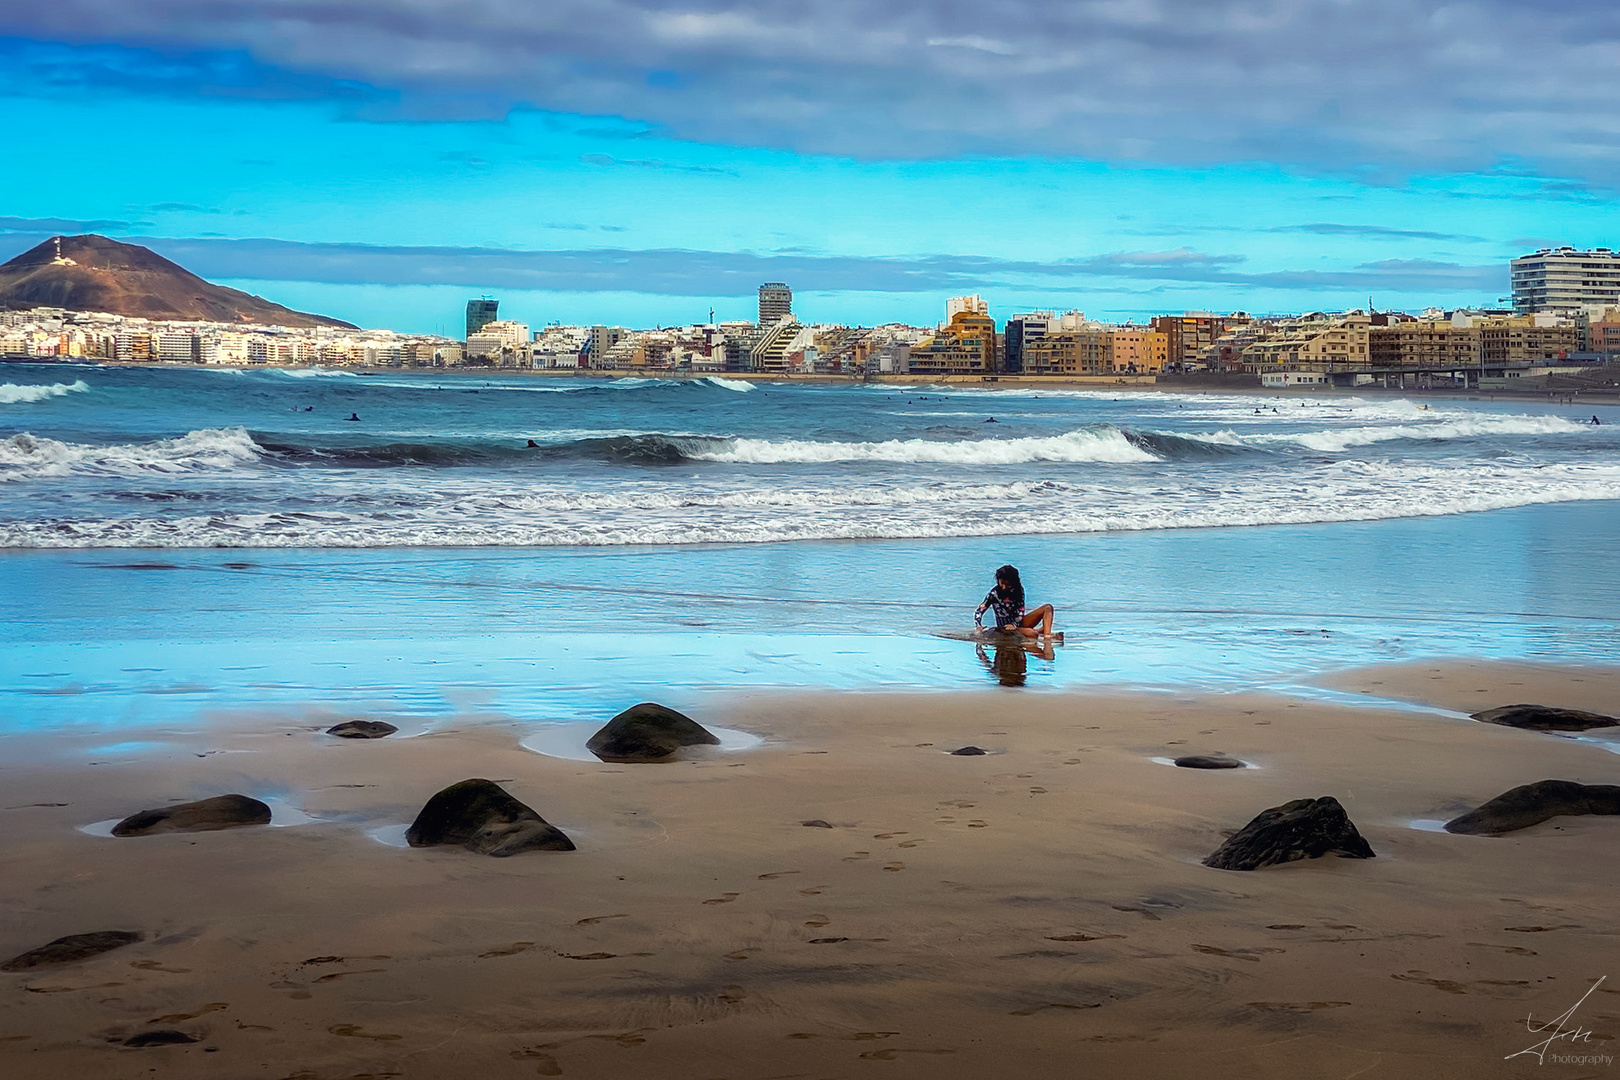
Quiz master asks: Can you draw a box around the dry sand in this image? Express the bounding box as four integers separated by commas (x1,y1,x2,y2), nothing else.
1,662,1617,1078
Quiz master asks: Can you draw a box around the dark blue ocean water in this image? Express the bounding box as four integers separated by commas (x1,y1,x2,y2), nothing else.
2,363,1617,742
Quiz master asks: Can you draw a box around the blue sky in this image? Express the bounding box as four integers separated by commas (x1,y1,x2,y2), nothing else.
1,1,1617,333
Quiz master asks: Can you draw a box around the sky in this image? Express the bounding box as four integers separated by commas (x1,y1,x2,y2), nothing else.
1,0,1618,334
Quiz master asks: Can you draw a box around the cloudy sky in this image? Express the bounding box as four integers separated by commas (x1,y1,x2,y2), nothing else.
1,0,1616,332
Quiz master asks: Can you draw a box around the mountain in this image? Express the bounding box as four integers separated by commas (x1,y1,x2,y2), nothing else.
0,234,356,329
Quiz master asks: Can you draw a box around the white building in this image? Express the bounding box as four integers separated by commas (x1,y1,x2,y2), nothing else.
1512,247,1620,313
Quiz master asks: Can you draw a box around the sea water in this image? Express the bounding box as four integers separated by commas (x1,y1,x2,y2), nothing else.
2,363,1617,740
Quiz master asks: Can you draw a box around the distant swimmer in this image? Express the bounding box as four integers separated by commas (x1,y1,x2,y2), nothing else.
345,412,360,422
1594,416,1603,425
526,439,540,447
304,406,313,412
984,416,998,423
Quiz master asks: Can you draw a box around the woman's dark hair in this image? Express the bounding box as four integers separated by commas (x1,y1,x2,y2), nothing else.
994,564,1025,608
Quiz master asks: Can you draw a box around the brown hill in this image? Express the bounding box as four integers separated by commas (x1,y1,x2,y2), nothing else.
0,234,356,328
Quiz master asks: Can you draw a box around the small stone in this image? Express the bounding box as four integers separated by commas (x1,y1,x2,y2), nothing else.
1471,704,1617,732
1203,796,1375,871
326,720,398,739
1,931,142,972
1444,780,1620,835
112,795,271,837
950,746,987,756
586,702,720,763
123,1030,199,1047
801,819,833,829
407,779,574,856
1174,755,1244,770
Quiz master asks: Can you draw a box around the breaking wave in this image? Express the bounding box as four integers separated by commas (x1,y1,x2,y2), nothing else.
0,379,89,404
0,427,263,481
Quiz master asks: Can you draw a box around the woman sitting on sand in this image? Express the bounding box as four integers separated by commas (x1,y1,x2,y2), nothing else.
973,564,1061,643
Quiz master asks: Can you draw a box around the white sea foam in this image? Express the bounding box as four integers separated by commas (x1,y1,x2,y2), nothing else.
0,380,89,404
695,428,1159,465
704,376,754,392
275,367,358,379
0,427,264,481
1242,413,1586,452
10,459,1620,548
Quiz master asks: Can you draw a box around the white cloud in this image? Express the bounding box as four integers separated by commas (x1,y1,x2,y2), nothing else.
3,1,1619,183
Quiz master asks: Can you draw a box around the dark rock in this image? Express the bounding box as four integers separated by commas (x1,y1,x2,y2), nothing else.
1,930,142,972
586,702,720,763
1174,755,1244,770
112,795,271,837
950,746,988,756
326,719,398,739
123,1030,199,1047
406,779,574,856
1471,704,1618,732
1444,780,1620,835
1203,796,1376,871
801,819,833,828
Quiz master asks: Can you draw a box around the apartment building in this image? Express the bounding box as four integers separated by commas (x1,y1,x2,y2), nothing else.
1511,248,1620,314
907,309,998,375
1242,312,1370,370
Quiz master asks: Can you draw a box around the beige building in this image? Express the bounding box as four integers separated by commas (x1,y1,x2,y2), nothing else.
1242,313,1370,371
1022,327,1112,376
1109,328,1170,373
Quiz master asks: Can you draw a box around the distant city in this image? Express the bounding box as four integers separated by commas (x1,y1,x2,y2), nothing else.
4,246,1620,392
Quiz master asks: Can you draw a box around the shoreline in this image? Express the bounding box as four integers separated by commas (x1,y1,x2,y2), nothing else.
7,356,1619,406
2,659,1616,1078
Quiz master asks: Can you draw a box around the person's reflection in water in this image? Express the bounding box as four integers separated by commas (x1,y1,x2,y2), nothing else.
975,634,1055,687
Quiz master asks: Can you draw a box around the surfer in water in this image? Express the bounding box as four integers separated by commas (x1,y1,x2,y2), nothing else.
973,564,1062,643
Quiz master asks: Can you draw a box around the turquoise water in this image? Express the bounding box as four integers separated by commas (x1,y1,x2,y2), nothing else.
2,364,1617,741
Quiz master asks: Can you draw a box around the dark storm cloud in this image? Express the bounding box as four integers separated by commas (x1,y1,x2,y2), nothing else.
1,2,1618,182
79,235,1498,297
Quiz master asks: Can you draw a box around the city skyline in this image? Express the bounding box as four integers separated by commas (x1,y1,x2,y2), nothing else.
2,2,1618,333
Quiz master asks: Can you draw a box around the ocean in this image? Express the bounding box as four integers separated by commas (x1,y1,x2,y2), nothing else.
3,363,1618,740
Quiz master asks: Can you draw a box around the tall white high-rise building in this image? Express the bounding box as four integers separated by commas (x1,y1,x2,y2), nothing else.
758,283,792,327
1512,248,1620,313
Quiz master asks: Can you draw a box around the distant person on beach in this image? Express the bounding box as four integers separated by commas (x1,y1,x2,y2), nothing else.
973,564,1061,642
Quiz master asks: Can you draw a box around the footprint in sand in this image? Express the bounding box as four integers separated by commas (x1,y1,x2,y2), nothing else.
935,817,957,824
585,1030,649,1047
842,852,870,861
717,986,747,1005
1191,944,1284,962
1504,925,1581,933
130,961,191,973
723,951,751,962
1393,972,1469,994
511,1048,563,1076
149,1002,228,1022
1009,1002,1101,1016
1028,787,1047,795
966,820,988,829
882,862,905,872
1466,942,1537,956
758,871,800,880
805,914,831,927
329,1024,402,1041
560,952,621,961
1063,759,1084,765
703,893,741,905
809,937,849,944
1112,905,1160,921
575,914,628,926
897,839,924,849
315,969,387,983
859,1049,956,1060
1265,924,1308,931
798,886,827,896
480,943,535,958
843,1032,900,1040
1046,933,1124,943
873,832,907,839
1246,1001,1350,1012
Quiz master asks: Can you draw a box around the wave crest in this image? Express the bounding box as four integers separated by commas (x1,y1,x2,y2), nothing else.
0,379,89,404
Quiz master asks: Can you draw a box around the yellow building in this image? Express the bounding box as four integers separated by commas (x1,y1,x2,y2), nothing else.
907,310,998,375
1242,313,1370,371
1109,328,1170,373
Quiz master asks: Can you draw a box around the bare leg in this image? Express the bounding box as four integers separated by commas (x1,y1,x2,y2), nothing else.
1020,604,1055,637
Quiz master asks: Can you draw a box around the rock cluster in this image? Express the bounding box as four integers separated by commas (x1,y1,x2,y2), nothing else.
587,702,720,763
1471,704,1618,732
1444,779,1620,835
1203,796,1375,871
406,779,574,856
112,795,271,836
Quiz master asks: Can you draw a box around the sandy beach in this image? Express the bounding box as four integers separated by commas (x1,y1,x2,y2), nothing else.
2,660,1616,1079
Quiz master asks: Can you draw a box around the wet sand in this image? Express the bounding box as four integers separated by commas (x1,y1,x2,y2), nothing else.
1,662,1617,1078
